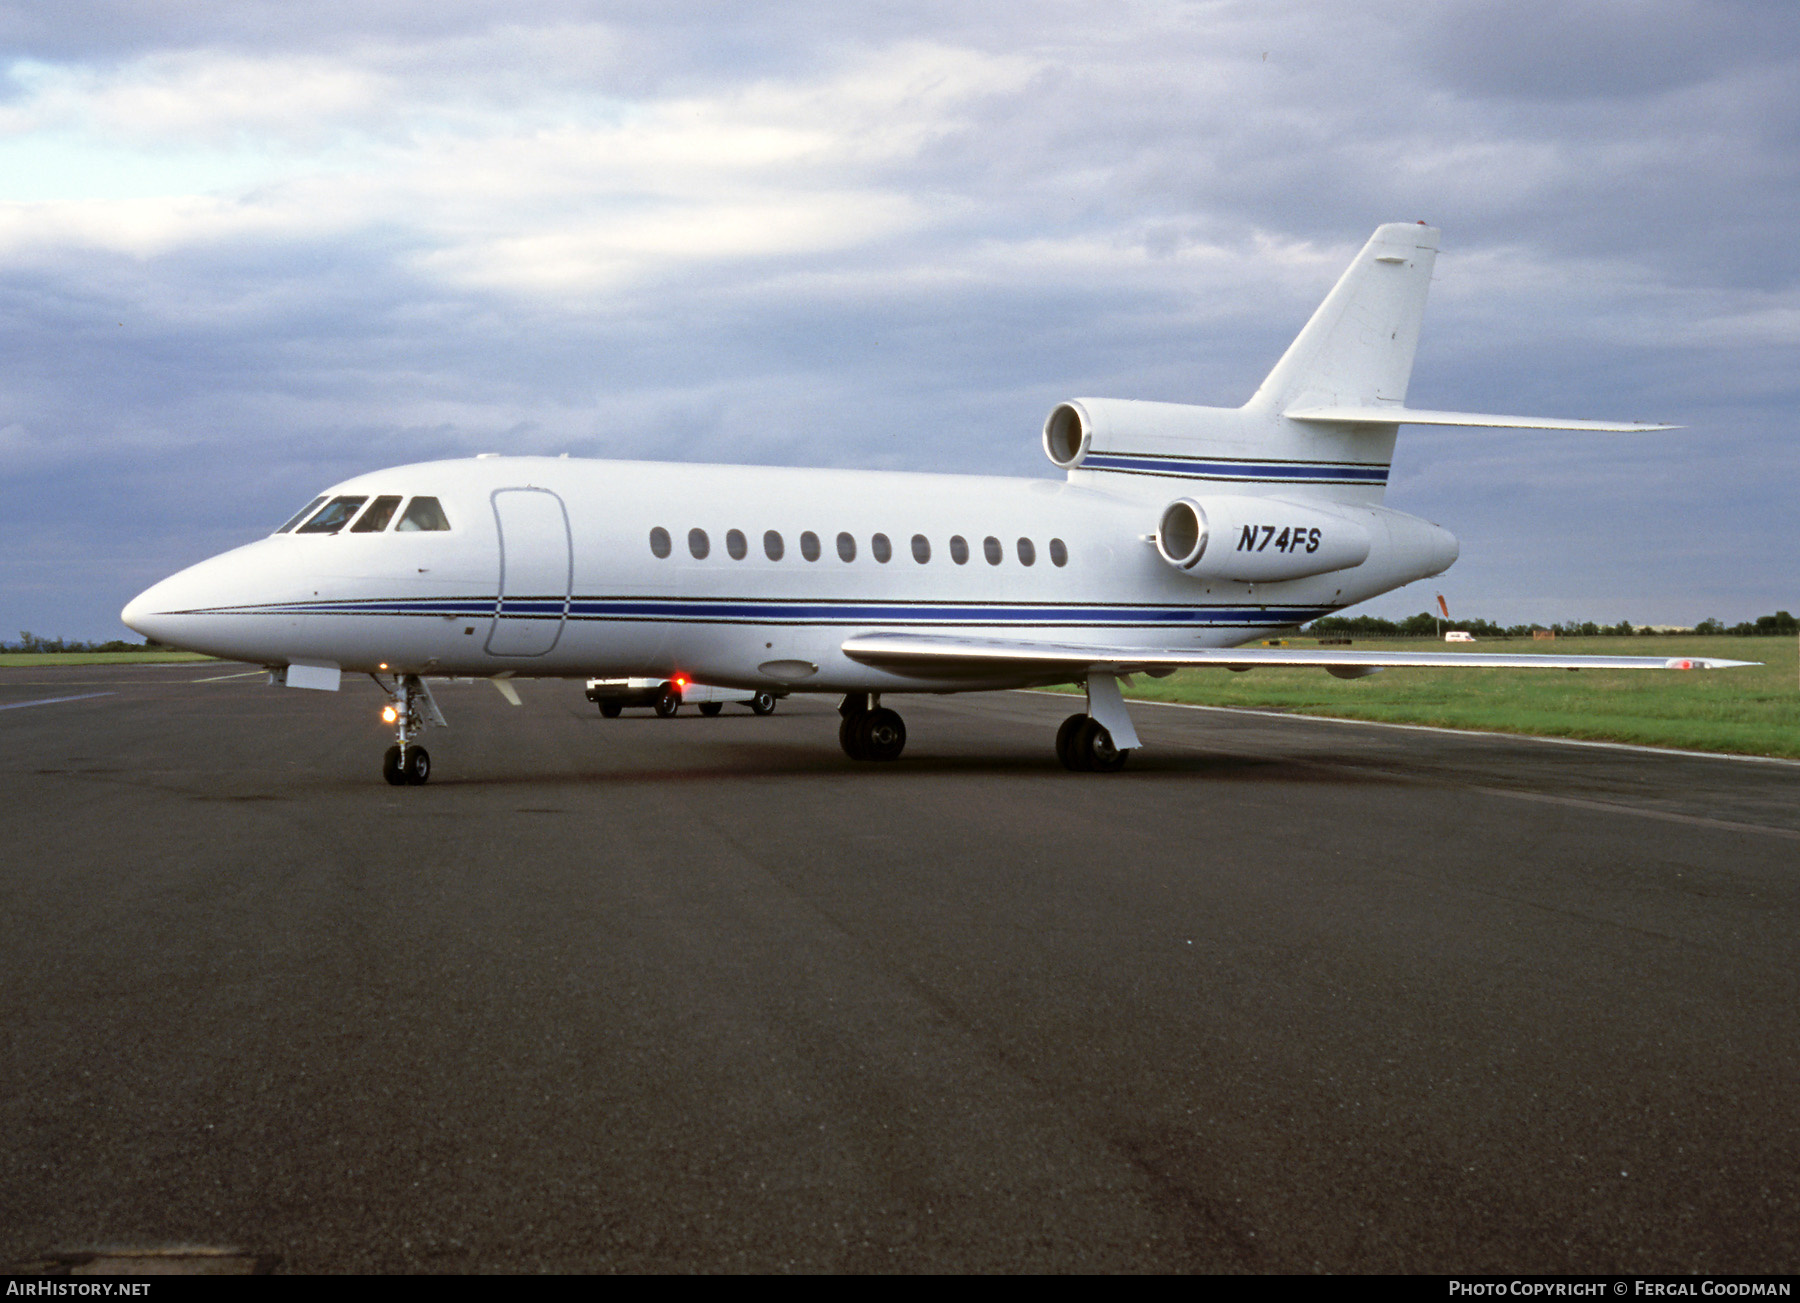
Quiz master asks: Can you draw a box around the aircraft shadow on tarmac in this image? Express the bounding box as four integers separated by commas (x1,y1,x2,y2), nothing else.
360,745,1389,789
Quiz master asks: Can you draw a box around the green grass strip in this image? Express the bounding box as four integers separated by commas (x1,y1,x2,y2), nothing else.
1048,636,1800,760
0,652,216,667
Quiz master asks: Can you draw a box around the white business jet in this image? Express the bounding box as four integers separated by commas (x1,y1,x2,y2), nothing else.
121,223,1751,784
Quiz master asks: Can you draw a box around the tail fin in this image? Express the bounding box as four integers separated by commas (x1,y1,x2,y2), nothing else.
1244,223,1439,416
1053,222,1673,507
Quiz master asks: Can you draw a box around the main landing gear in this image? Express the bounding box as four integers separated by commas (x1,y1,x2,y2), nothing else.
1055,675,1141,772
838,692,906,762
1055,713,1128,772
375,673,446,786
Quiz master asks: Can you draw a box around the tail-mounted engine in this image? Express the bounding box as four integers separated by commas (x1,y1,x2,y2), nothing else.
1155,496,1370,582
1043,397,1233,470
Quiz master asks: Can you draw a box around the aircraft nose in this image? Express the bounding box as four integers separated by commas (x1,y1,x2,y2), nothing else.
119,538,314,661
121,546,265,652
122,577,177,644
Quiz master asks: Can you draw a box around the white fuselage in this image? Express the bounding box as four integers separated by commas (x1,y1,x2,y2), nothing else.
122,453,1457,694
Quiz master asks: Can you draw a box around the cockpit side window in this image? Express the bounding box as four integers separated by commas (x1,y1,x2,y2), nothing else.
295,496,369,534
350,495,403,533
276,496,328,534
395,497,452,532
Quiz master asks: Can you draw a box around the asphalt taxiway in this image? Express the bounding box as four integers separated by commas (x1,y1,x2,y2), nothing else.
2,662,1796,1272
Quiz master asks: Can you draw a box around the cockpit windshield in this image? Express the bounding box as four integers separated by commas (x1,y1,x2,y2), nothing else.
350,495,403,533
279,493,451,535
295,496,368,534
275,496,328,534
395,497,451,531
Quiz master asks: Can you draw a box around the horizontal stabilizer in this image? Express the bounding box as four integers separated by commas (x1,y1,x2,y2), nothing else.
842,632,1752,675
1285,406,1678,432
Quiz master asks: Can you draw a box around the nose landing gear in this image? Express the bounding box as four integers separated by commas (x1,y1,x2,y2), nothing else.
382,743,431,785
375,673,447,786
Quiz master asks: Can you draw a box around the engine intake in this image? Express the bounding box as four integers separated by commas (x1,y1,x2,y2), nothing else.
1042,402,1092,469
1155,497,1371,582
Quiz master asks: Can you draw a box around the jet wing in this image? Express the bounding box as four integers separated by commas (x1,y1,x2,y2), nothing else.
840,632,1756,676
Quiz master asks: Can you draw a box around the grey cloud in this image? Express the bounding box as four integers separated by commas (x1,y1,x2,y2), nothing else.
1412,0,1800,102
1,1,1796,638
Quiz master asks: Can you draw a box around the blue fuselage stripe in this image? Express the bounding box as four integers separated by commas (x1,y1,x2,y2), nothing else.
174,597,1334,626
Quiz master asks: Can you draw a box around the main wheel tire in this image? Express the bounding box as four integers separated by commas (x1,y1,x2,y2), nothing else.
699,701,723,717
403,745,432,785
1055,714,1088,770
599,702,622,718
654,687,681,718
839,711,865,759
862,708,906,761
382,744,406,786
751,691,777,715
1080,720,1128,773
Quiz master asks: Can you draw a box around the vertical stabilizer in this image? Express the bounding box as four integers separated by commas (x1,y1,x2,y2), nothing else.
1244,223,1439,416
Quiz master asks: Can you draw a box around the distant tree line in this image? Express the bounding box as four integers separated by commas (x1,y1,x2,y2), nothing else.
4,631,168,653
1691,613,1799,636
1307,612,1798,638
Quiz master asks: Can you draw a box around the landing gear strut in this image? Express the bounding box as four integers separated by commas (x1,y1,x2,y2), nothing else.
839,692,906,761
374,673,446,786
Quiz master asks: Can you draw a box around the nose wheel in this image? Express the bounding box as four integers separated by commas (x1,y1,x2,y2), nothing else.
374,672,446,786
382,743,432,786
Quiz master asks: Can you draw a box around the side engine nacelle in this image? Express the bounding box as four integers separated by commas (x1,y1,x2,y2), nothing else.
1155,496,1371,582
1043,397,1234,469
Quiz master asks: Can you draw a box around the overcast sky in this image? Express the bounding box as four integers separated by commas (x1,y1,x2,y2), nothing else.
2,0,1796,639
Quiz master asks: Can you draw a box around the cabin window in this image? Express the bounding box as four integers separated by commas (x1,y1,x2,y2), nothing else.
395,497,451,532
726,529,747,560
1017,537,1036,567
836,531,856,562
911,534,930,563
1050,537,1068,567
296,496,368,534
688,528,710,559
276,496,328,534
763,530,784,561
351,495,403,533
983,535,1002,565
949,535,969,565
650,526,672,558
871,533,892,563
800,531,821,561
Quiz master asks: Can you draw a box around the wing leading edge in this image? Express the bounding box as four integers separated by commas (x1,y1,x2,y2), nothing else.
1282,406,1678,432
840,632,1756,676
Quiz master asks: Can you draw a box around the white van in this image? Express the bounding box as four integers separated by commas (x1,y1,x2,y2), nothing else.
584,677,778,718
1444,630,1475,643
